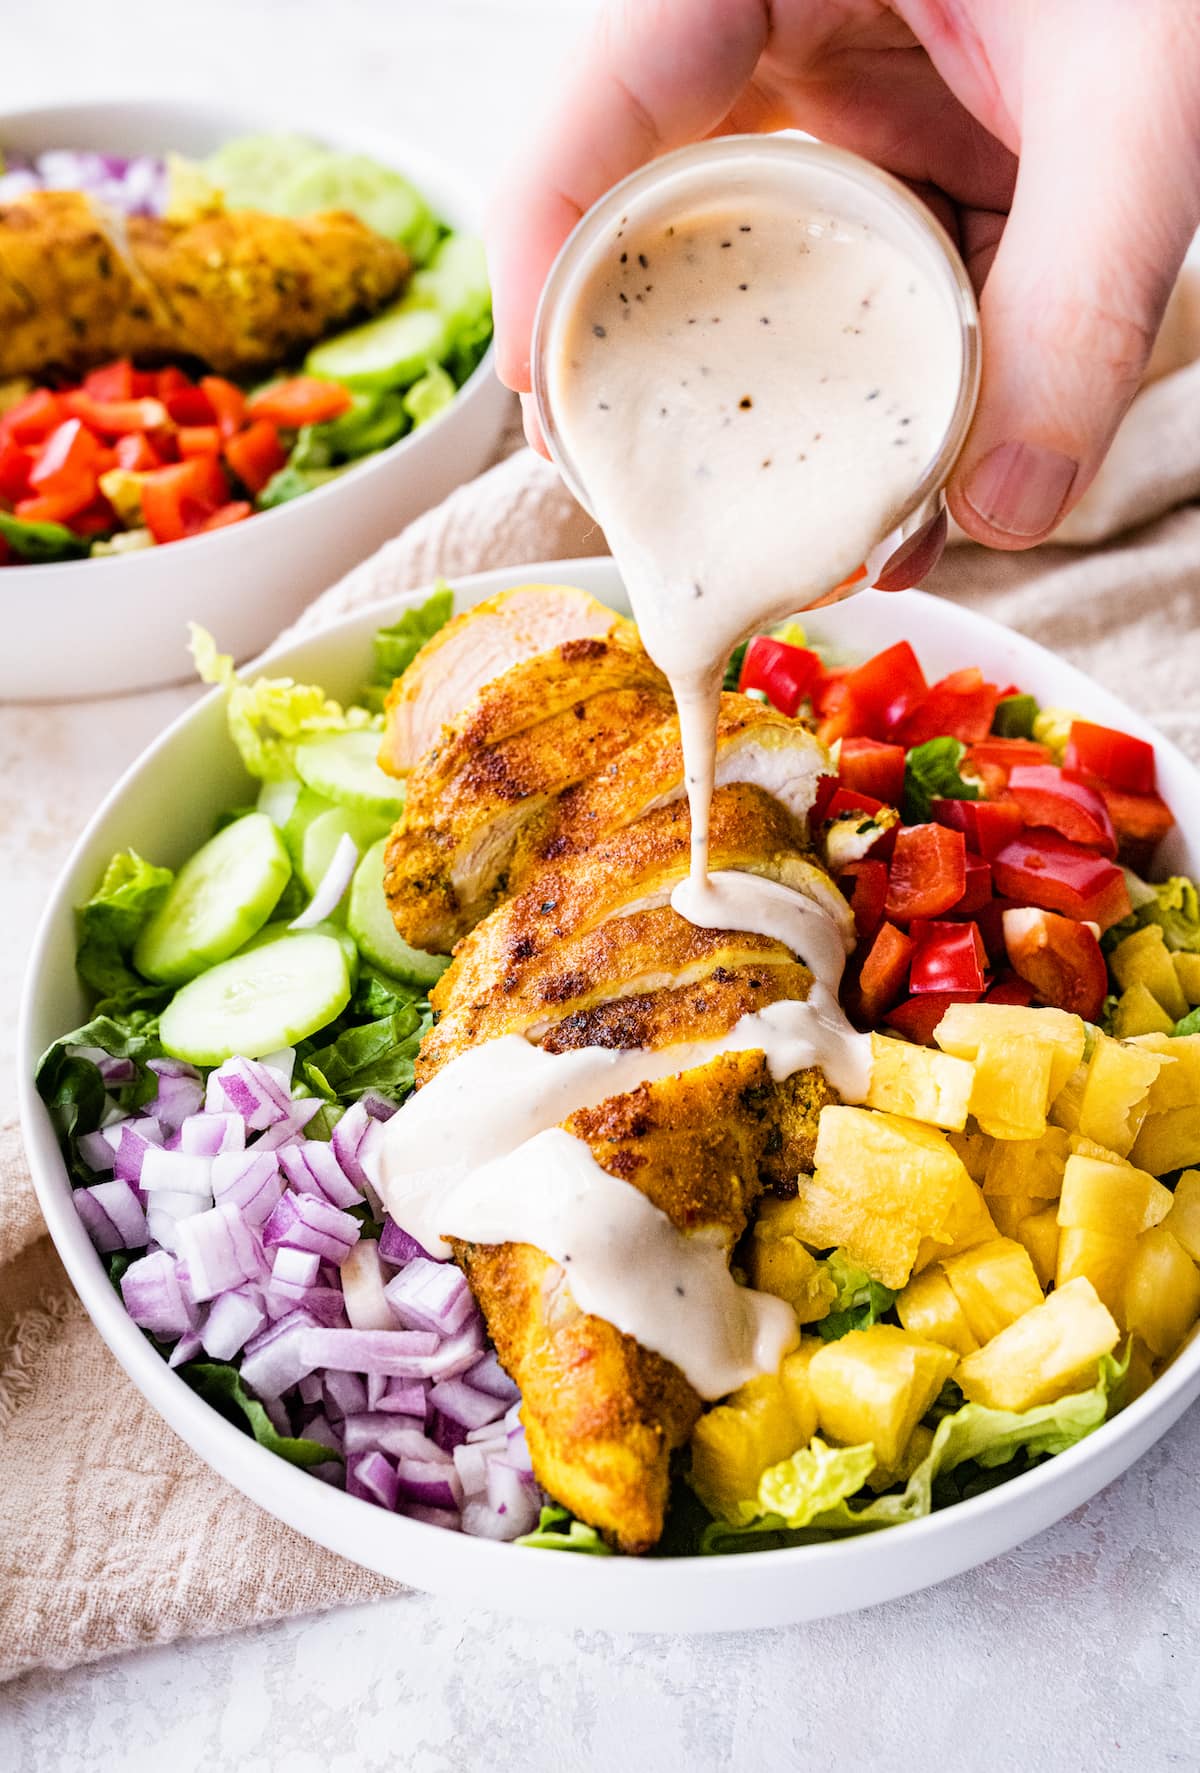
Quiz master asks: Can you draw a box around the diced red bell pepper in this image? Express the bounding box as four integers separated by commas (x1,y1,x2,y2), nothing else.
15,492,91,523
1064,719,1156,794
809,774,838,828
985,974,1036,1007
177,425,223,459
857,922,915,1022
68,495,118,538
1093,782,1175,869
965,737,1052,789
164,385,218,427
1001,906,1109,1021
156,366,191,400
885,990,981,1047
246,376,352,428
224,419,286,495
1007,764,1118,857
738,635,825,716
930,795,1024,860
63,392,169,437
992,828,1132,931
200,376,246,439
114,431,162,472
825,784,886,821
28,418,101,508
947,851,993,918
908,920,988,995
885,824,967,922
898,668,1000,748
2,388,67,446
139,458,229,543
202,499,253,532
0,437,33,503
82,359,136,403
838,736,905,805
844,641,928,741
838,859,890,941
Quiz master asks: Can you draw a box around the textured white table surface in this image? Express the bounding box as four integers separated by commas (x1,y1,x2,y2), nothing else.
3,4,1200,1765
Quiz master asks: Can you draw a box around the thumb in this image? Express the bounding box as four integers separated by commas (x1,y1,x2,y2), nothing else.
948,35,1200,549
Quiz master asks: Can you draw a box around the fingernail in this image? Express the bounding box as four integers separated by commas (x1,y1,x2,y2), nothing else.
963,442,1078,539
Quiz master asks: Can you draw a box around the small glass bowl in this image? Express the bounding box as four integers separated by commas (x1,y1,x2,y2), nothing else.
531,134,980,603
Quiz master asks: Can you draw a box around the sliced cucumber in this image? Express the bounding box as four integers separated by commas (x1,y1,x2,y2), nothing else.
277,152,440,262
160,932,351,1065
242,917,360,987
281,785,336,865
293,730,405,819
204,132,326,211
347,838,449,988
306,305,448,392
300,805,392,895
409,234,491,332
134,813,292,986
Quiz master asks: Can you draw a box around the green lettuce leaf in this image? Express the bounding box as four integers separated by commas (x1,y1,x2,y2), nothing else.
1031,706,1075,763
36,1003,167,1154
723,640,749,693
191,625,378,781
403,364,457,428
903,736,980,824
816,1249,897,1342
181,1361,340,1468
0,509,89,563
1174,1008,1200,1037
370,585,454,688
517,1504,613,1555
75,849,174,1000
1133,875,1200,954
299,972,429,1103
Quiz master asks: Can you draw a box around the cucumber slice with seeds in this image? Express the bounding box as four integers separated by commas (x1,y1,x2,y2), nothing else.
293,731,405,819
159,932,351,1065
134,813,291,986
347,838,449,988
300,805,392,895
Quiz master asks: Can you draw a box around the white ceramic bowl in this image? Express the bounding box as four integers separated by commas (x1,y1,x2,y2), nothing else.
0,100,511,703
18,560,1200,1633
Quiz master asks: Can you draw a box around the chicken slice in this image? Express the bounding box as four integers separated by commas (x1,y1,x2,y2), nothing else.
379,584,623,775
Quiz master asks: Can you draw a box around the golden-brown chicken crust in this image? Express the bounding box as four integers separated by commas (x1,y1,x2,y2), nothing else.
0,190,410,377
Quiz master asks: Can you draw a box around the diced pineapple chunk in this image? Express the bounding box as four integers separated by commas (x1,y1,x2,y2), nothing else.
1130,1108,1200,1177
956,1277,1119,1411
1109,924,1190,1022
935,1003,1086,1098
747,1198,838,1323
1055,1226,1133,1318
896,1266,980,1356
1128,1034,1199,1113
1069,1132,1130,1165
1175,953,1200,1007
941,1238,1045,1344
1122,1226,1200,1360
1048,1063,1089,1133
971,1037,1058,1140
796,1107,978,1290
1058,1154,1174,1239
807,1325,956,1472
690,1357,818,1522
1016,1205,1060,1289
983,1125,1070,1199
1113,983,1176,1039
778,1344,820,1436
912,1176,997,1274
1122,1336,1157,1406
988,1196,1048,1240
865,1035,974,1131
866,1422,935,1492
1163,1171,1200,1263
1077,1033,1170,1158
947,1125,992,1184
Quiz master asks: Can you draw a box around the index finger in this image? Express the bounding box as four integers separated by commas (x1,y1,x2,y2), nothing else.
486,0,771,391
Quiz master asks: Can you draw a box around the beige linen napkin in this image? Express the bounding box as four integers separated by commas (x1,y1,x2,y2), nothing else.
3,306,1200,1682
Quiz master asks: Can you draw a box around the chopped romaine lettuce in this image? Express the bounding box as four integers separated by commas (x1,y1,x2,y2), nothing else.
517,1504,613,1554
0,509,89,563
1174,1007,1200,1037
256,462,347,510
290,389,409,469
299,969,428,1103
182,1361,340,1467
723,640,749,693
1032,705,1075,762
74,849,174,1001
403,363,457,428
816,1250,897,1342
366,585,454,704
1133,875,1200,954
903,735,980,824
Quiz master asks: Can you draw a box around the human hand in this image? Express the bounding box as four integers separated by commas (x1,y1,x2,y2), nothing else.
488,0,1200,550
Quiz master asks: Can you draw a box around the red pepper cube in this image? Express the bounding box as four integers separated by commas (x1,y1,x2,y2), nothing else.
842,640,928,741
28,418,102,505
908,920,988,995
82,359,136,403
202,500,253,532
1079,779,1175,870
177,425,223,459
164,385,219,427
857,922,916,1022
139,458,229,544
114,432,162,473
224,420,286,495
899,668,1000,748
739,635,825,717
1064,719,1156,795
985,975,1036,1007
246,376,353,428
838,736,905,806
930,795,1024,860
992,828,1132,931
824,784,886,821
947,851,992,918
1007,764,1117,857
884,990,982,1048
0,437,34,503
1001,905,1108,1022
838,859,890,941
885,823,967,923
2,388,68,446
965,737,1052,787
200,376,247,439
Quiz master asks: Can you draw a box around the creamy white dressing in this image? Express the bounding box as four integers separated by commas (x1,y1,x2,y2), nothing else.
376,148,966,1397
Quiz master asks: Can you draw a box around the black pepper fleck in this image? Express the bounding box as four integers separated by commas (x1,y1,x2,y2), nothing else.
592,324,607,338
739,224,751,232
619,251,627,264
737,283,748,291
638,252,649,268
675,1285,686,1297
739,396,753,410
866,389,880,401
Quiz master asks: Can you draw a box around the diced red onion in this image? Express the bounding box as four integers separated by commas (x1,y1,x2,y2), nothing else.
176,1202,265,1302
167,1328,205,1369
290,833,359,930
97,1055,137,1087
180,1113,245,1157
77,1130,117,1173
271,1246,321,1289
262,1191,360,1262
299,1327,438,1377
360,1091,398,1123
240,1310,321,1401
429,1377,507,1431
206,1056,293,1128
0,169,38,201
147,1065,205,1134
403,1503,462,1531
339,1240,394,1331
140,1148,214,1198
302,1286,349,1328
341,1413,443,1460
330,1101,375,1188
452,1442,491,1499
301,1410,343,1453
347,1450,399,1511
259,1047,296,1086
378,1216,432,1267
212,1151,283,1226
249,1100,323,1151
485,1460,541,1536
297,1372,325,1406
506,1424,534,1474
466,1350,521,1402
375,1376,429,1418
83,1178,148,1251
433,1413,470,1454
278,1141,363,1210
262,1394,293,1438
146,1189,211,1254
322,1369,368,1421
112,1119,164,1185
121,1249,192,1337
384,1257,474,1337
201,1289,266,1361
394,1457,463,1510
410,1319,485,1381
462,1500,525,1541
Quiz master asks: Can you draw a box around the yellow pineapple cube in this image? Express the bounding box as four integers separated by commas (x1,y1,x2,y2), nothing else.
747,1199,838,1323
912,1176,997,1273
807,1325,956,1472
896,1266,980,1356
1130,1108,1200,1176
983,1125,1070,1199
935,1003,1086,1098
866,1422,935,1493
690,1361,817,1522
1174,953,1200,1006
988,1196,1047,1240
1048,1063,1089,1133
1109,925,1189,1022
1077,1034,1171,1158
968,1036,1055,1140
1163,1171,1200,1263
941,1238,1045,1344
947,1125,993,1184
796,1107,977,1290
865,1034,974,1131
1122,1336,1158,1405
1058,1154,1174,1239
1055,1227,1133,1318
778,1345,820,1438
1016,1205,1060,1289
1129,1034,1199,1112
956,1277,1119,1411
1069,1132,1130,1165
1113,984,1176,1039
1122,1226,1200,1360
